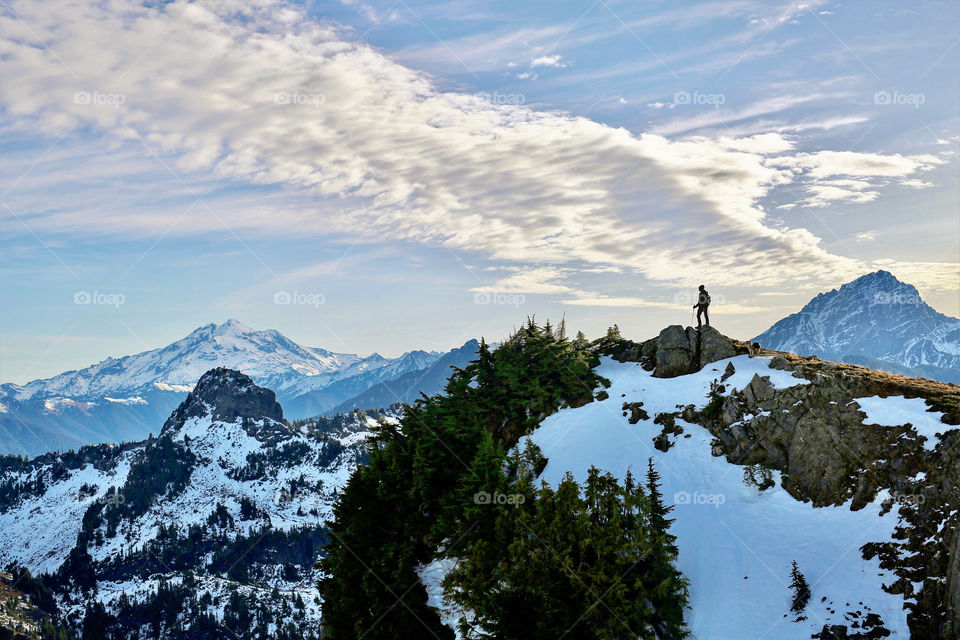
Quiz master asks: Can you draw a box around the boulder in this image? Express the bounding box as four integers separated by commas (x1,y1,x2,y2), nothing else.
698,325,738,367
653,325,698,377
652,325,740,378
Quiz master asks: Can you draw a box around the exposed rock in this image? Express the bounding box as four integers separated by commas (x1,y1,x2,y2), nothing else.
692,350,960,635
622,401,649,424
162,367,286,435
698,325,738,367
652,325,746,378
720,361,736,382
653,325,699,377
652,412,684,452
950,517,960,632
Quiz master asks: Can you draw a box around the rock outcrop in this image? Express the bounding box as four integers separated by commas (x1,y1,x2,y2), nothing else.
688,351,960,636
162,367,286,433
652,325,741,378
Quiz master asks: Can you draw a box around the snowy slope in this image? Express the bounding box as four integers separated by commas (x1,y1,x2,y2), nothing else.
524,355,924,638
755,271,960,382
422,355,942,639
0,368,382,638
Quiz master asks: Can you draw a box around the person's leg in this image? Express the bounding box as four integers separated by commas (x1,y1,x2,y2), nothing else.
704,307,709,326
696,307,703,327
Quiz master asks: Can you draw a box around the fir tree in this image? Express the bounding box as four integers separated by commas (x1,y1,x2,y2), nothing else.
789,560,811,614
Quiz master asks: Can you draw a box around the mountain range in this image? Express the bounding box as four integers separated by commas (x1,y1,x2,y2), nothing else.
0,320,478,457
2,321,956,639
755,270,960,383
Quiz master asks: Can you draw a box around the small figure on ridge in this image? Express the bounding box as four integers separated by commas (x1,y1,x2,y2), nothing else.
693,285,710,329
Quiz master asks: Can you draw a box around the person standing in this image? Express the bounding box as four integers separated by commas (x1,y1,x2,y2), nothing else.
693,285,711,328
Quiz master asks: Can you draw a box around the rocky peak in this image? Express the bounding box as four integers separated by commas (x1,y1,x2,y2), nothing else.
161,367,285,433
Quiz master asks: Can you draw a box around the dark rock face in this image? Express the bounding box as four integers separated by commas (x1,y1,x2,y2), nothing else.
950,525,960,632
162,368,285,433
652,325,743,378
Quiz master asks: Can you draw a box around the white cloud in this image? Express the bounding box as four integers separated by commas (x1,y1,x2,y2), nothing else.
854,230,877,243
0,0,948,295
900,178,934,189
530,54,566,68
770,151,944,178
470,267,572,294
767,150,945,207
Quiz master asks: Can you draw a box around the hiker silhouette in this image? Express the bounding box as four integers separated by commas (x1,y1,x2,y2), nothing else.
693,285,711,328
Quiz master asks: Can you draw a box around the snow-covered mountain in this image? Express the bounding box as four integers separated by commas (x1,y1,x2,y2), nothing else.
2,326,958,638
0,367,381,639
0,320,465,456
4,319,437,402
755,270,960,383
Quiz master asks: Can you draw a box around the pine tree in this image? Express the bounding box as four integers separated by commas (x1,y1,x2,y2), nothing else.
789,560,811,614
645,458,689,637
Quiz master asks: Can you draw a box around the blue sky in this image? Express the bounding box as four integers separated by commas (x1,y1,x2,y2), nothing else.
1,0,958,382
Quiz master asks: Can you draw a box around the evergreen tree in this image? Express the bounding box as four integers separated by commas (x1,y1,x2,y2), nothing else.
789,560,811,614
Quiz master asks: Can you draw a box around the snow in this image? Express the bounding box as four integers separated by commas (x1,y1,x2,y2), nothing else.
14,320,442,403
103,396,147,405
153,382,194,392
854,395,955,450
0,452,135,574
492,356,908,640
0,410,376,575
417,558,464,638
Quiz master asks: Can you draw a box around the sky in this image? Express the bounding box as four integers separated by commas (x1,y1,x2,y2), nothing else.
1,0,958,383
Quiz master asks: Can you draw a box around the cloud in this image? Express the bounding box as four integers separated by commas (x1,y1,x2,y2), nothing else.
651,92,850,137
854,230,877,243
871,261,960,293
469,267,573,294
770,150,945,178
768,150,945,207
0,0,948,295
530,54,566,68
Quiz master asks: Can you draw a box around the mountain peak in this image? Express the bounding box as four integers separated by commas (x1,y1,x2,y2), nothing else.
209,319,255,336
838,270,921,306
848,269,903,288
162,367,285,432
755,272,959,380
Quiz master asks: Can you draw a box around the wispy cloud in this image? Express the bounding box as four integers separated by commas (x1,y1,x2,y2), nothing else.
0,0,952,297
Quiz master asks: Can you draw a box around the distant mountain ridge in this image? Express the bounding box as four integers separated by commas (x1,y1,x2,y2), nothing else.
0,320,474,457
325,339,482,415
755,270,960,383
